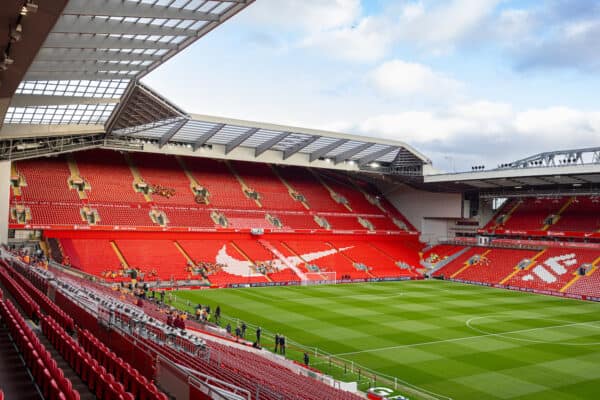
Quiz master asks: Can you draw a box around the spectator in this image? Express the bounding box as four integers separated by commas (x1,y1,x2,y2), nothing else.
280,335,286,355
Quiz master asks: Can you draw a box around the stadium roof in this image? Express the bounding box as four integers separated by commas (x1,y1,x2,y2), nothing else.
105,87,431,173
1,0,254,128
424,147,600,195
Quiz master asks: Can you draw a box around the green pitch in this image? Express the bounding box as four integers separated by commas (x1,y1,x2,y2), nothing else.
173,280,600,400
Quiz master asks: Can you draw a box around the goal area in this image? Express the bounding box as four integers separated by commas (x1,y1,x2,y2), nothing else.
301,271,337,286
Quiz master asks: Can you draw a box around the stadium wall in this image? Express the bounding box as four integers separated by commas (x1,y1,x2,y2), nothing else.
378,183,463,243
477,197,497,228
0,161,10,244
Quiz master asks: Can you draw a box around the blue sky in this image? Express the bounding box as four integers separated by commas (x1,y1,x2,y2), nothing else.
145,0,600,172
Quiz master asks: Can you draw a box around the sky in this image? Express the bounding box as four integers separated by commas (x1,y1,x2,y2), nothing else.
145,0,600,172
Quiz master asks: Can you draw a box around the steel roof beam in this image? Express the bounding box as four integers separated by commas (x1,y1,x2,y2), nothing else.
35,49,162,63
53,16,201,36
357,147,397,166
282,136,319,160
255,132,291,157
225,127,259,154
334,143,372,164
24,71,134,81
158,119,188,148
11,95,119,107
309,139,348,162
29,61,145,73
192,124,225,151
63,0,222,21
43,34,179,50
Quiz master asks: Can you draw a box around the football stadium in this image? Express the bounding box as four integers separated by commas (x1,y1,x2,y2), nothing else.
0,1,599,400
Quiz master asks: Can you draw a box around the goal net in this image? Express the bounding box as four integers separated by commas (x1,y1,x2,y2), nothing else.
301,271,337,286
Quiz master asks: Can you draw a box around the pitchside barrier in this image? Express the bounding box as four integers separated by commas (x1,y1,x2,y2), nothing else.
226,276,418,289
448,278,600,302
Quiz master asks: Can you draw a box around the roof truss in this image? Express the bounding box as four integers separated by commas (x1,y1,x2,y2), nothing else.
309,139,348,162
255,132,291,156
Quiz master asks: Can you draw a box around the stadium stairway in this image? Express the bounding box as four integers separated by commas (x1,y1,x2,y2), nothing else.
176,156,209,204
543,197,575,230
257,239,307,280
309,170,353,212
0,313,41,400
327,241,375,278
455,248,539,284
560,255,600,293
499,248,548,285
173,241,196,265
230,240,272,282
503,247,599,291
109,240,131,270
268,165,311,210
35,329,96,400
66,155,88,201
123,153,153,203
450,249,492,278
485,198,521,230
552,196,600,232
565,259,600,297
226,161,263,208
432,247,483,278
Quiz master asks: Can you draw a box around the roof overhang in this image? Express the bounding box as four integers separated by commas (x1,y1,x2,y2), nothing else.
107,110,431,175
1,0,254,131
425,161,600,194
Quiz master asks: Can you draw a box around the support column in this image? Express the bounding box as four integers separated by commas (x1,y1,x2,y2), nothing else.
0,160,11,244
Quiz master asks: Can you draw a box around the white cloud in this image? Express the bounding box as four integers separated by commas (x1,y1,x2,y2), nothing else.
514,107,599,136
368,60,462,98
242,0,504,61
494,9,535,41
301,16,393,62
564,20,599,38
244,0,361,31
360,111,472,142
358,103,600,169
395,0,502,52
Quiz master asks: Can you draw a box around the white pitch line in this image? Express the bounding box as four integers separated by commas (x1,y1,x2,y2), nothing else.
334,319,600,356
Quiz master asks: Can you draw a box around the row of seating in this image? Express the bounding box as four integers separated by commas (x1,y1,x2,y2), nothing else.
56,237,423,284
1,261,74,333
567,266,600,297
41,315,138,400
0,264,40,319
77,328,166,400
433,245,600,297
13,261,49,293
0,298,79,400
19,256,368,400
11,150,414,233
136,333,362,400
486,196,600,233
504,248,600,292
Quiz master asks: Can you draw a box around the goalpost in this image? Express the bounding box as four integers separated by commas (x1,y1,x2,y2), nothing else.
301,271,337,286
